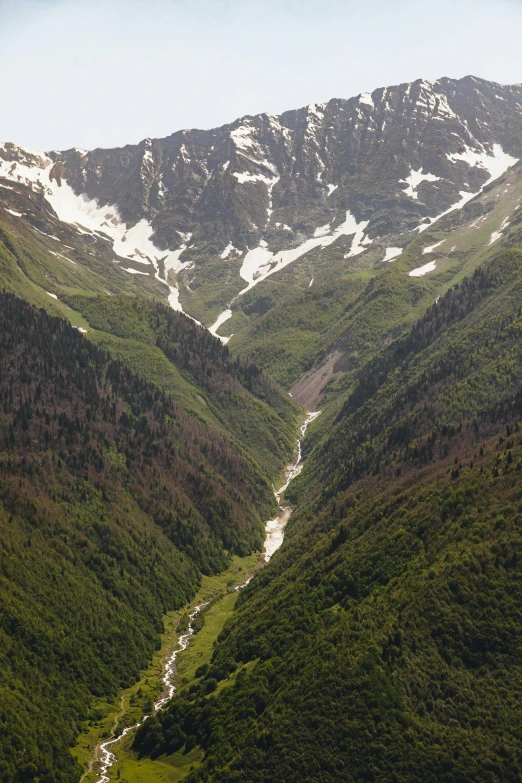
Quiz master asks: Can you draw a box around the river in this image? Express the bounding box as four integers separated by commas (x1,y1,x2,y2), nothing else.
92,409,319,783
263,410,321,561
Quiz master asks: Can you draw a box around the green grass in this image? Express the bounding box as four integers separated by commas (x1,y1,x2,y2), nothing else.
75,552,261,783
178,592,239,685
87,330,214,422
115,736,204,783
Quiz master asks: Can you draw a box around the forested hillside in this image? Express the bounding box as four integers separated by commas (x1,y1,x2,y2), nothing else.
134,246,522,782
0,295,283,783
64,293,299,481
0,214,300,480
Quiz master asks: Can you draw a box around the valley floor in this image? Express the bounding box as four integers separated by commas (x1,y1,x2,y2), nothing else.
75,553,261,783
77,411,314,783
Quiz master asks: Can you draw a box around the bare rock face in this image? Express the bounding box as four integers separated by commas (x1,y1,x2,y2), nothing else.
2,75,522,317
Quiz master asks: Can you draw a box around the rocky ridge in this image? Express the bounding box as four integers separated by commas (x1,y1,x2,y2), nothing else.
1,75,522,327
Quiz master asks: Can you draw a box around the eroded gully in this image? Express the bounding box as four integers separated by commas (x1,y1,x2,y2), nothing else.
93,409,320,783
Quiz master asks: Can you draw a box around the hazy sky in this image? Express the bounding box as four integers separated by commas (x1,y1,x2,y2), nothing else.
1,0,522,151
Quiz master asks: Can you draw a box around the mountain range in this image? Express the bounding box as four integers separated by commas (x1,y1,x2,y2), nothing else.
3,74,522,783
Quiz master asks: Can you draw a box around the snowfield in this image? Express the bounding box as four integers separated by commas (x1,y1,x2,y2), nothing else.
0,144,190,312
239,210,370,293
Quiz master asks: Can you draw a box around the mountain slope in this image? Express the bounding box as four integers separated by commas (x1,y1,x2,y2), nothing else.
0,294,290,783
229,150,522,406
0,216,300,484
133,244,522,782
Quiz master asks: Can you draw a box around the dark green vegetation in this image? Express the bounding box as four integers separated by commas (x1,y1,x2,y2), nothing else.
135,246,522,782
63,293,298,482
0,208,300,483
0,294,294,783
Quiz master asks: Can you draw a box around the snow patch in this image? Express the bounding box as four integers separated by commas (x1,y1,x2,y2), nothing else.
327,184,338,196
123,267,150,275
233,171,277,185
48,250,75,264
221,242,240,259
383,247,403,262
239,210,370,294
314,223,331,238
46,291,58,299
423,239,445,255
446,143,518,181
209,309,233,344
400,168,440,199
409,260,437,277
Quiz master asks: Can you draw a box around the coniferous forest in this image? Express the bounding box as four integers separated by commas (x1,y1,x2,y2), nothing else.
0,294,287,783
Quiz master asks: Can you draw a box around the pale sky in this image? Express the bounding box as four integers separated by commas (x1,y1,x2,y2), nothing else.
1,0,522,151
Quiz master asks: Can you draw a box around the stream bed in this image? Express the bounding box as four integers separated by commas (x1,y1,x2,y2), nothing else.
93,409,320,783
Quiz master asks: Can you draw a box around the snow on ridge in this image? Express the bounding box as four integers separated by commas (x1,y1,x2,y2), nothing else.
230,124,257,151
400,167,440,199
359,92,374,108
416,143,518,233
239,210,370,294
0,146,190,314
307,104,325,120
4,142,48,164
423,239,445,255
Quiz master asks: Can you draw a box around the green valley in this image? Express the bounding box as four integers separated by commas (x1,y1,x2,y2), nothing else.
0,294,299,783
4,67,522,783
134,240,522,783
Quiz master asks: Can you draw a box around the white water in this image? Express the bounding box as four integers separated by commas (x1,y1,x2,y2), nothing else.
94,601,208,783
263,410,321,561
92,410,320,782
